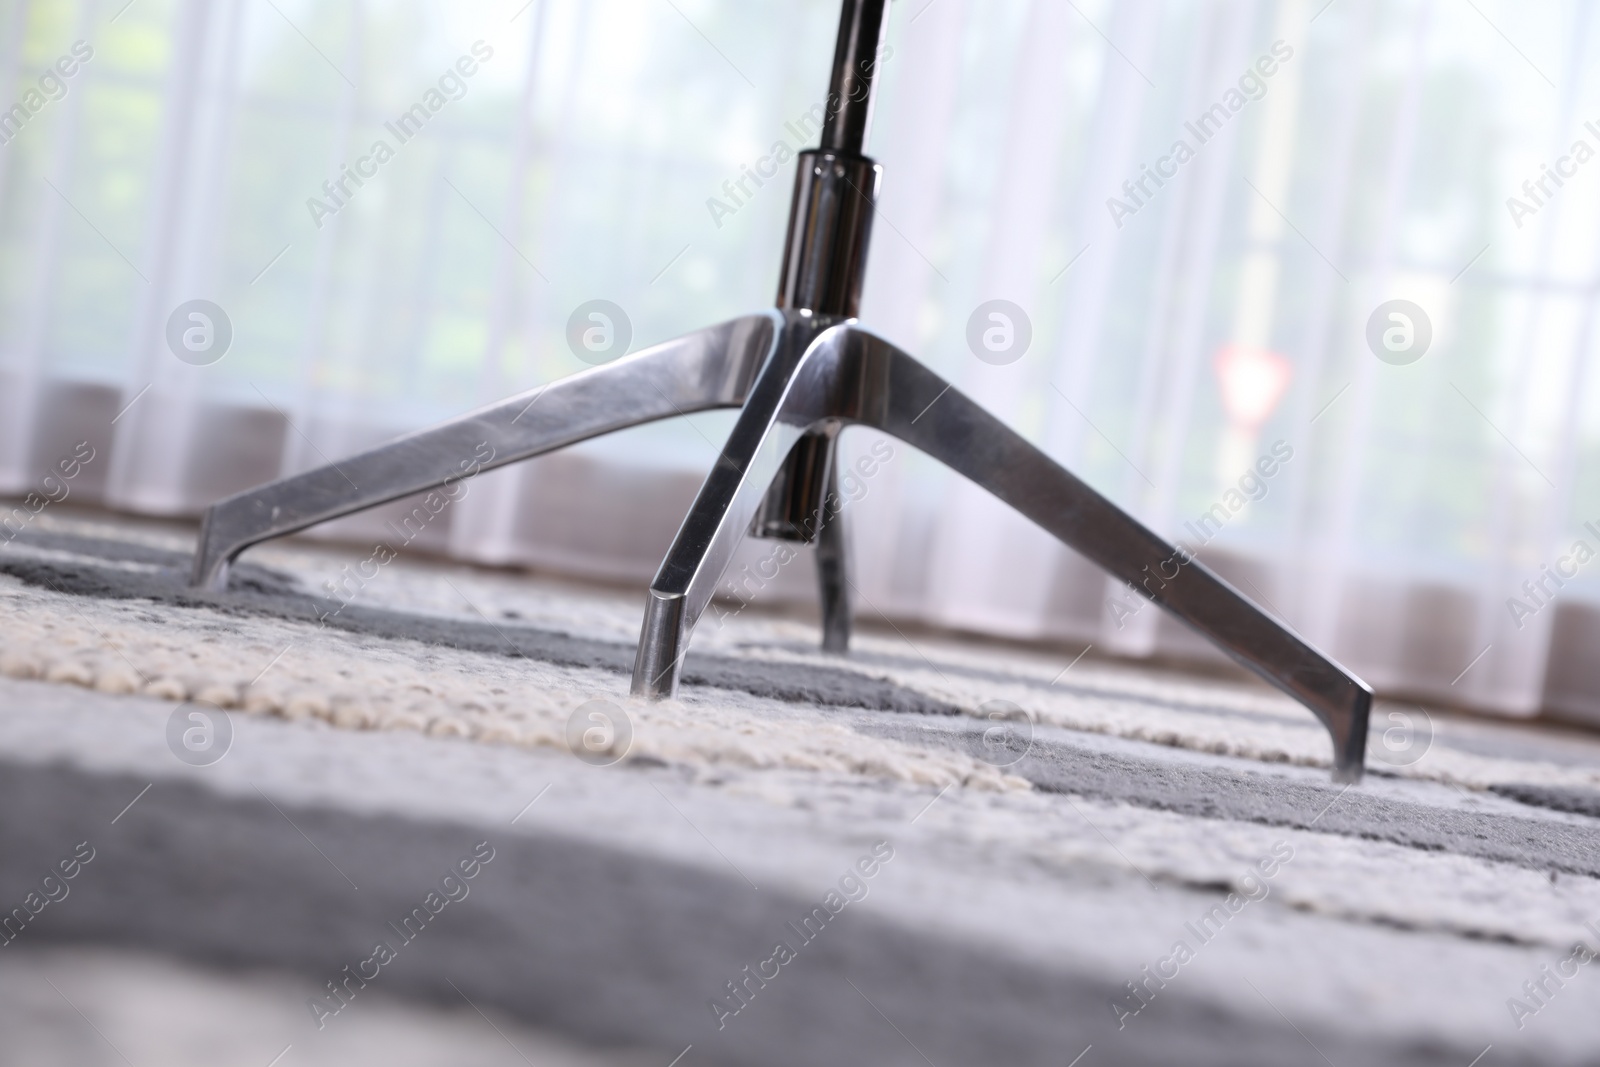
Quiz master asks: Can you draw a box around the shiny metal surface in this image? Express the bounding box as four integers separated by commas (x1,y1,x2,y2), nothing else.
750,0,888,630
632,313,833,698
811,459,853,655
748,431,832,542
629,318,1371,782
754,150,883,545
817,0,889,156
753,142,882,640
188,313,781,590
773,151,882,322
188,0,1369,780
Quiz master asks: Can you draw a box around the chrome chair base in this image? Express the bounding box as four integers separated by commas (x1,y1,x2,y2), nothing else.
190,0,1371,781
189,313,779,593
189,309,1371,781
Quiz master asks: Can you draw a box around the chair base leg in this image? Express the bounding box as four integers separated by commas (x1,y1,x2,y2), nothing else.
747,428,854,655
183,305,1370,781
814,463,852,655
627,317,1371,782
187,313,781,591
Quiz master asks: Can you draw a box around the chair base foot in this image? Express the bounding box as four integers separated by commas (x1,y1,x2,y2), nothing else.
625,315,1370,782
184,309,1369,781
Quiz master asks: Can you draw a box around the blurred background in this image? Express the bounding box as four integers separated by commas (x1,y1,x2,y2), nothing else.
0,0,1595,723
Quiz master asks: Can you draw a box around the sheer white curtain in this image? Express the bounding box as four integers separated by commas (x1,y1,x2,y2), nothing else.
3,0,1598,723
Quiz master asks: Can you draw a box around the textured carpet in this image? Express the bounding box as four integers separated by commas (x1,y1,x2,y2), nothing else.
2,509,1600,1065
